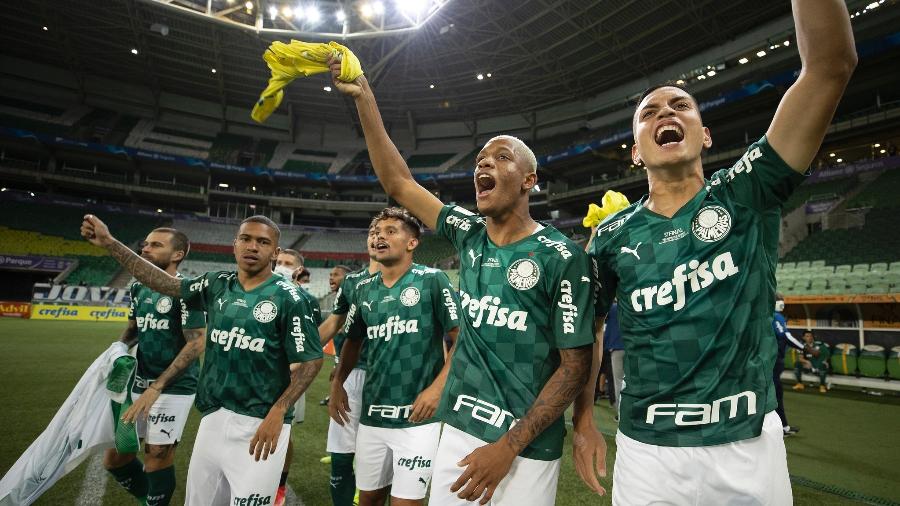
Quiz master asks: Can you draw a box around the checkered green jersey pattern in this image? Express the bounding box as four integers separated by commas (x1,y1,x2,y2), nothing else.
333,268,374,371
129,279,205,395
803,341,830,369
436,207,595,461
180,271,323,422
298,285,323,325
588,136,805,447
344,264,459,428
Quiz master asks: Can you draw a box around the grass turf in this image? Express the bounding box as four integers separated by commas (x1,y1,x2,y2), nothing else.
1,319,898,505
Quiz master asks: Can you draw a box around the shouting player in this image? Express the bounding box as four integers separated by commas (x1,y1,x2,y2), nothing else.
104,227,205,506
319,228,380,506
330,207,460,506
587,1,856,502
81,214,324,505
330,65,599,505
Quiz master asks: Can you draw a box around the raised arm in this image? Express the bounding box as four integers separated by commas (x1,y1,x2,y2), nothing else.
766,0,857,172
80,215,181,297
318,312,347,346
329,64,444,230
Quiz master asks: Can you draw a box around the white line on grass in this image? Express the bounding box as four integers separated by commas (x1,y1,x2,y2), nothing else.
75,454,107,506
285,484,305,506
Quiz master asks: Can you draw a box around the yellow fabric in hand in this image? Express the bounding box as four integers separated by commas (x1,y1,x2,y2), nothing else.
251,40,364,123
583,190,630,228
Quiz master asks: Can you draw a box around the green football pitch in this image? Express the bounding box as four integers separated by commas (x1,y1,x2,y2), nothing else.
1,320,898,505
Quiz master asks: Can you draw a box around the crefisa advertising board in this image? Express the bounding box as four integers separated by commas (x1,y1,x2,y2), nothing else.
27,283,131,322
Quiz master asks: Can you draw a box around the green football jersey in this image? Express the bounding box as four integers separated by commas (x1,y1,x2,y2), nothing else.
333,268,374,371
180,271,323,422
436,206,595,461
588,136,805,447
802,341,830,369
344,263,460,429
129,279,206,395
298,285,323,325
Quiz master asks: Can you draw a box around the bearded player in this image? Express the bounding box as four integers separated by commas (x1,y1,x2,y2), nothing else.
330,63,600,505
588,1,856,503
81,214,324,505
103,227,205,506
331,207,460,506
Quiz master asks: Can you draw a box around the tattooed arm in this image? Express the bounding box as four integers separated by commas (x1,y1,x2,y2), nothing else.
249,358,323,461
451,345,593,504
80,215,181,297
121,327,206,423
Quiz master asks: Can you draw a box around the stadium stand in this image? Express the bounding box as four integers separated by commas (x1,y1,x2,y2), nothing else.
843,166,900,209
170,219,305,250
782,175,857,213
125,119,214,159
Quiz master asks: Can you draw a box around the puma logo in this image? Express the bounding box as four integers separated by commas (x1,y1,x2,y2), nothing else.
217,298,226,310
362,301,373,311
159,428,172,438
620,242,642,260
304,315,314,321
418,477,428,486
468,250,482,268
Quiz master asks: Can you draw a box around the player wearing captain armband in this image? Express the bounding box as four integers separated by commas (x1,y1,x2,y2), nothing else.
586,1,856,503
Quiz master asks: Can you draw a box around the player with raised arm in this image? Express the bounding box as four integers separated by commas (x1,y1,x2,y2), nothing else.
81,214,324,506
587,1,856,502
103,227,205,506
329,207,460,506
330,63,601,505
319,228,380,506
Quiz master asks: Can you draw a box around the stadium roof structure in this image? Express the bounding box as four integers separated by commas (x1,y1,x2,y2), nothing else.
1,0,802,125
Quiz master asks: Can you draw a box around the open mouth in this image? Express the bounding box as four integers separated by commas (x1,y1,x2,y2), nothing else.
655,124,685,147
475,173,496,198
374,240,389,253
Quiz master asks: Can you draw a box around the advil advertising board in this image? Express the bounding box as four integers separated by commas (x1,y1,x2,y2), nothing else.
0,301,31,318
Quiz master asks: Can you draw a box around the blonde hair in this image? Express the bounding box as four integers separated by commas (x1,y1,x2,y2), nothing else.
487,135,537,174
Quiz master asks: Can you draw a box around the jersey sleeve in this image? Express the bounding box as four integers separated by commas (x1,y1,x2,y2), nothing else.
343,301,365,342
709,135,807,211
283,296,323,364
180,299,206,329
550,252,596,349
436,204,481,252
179,272,218,312
332,278,353,315
128,283,138,320
430,271,461,335
589,240,618,319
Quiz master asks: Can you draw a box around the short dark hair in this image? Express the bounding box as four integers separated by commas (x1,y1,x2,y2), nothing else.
152,227,190,264
369,207,423,239
334,264,352,274
281,248,304,266
240,215,281,242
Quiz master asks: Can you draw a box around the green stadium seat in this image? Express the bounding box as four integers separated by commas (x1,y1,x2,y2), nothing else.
780,262,796,271
795,261,811,269
866,285,890,294
888,346,900,380
809,280,828,294
891,261,900,272
852,263,870,272
810,260,826,268
870,262,888,273
834,264,853,274
847,283,868,295
858,344,887,378
830,343,858,375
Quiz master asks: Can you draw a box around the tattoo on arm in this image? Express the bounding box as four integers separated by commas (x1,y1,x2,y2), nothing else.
120,320,138,347
107,240,181,297
152,327,206,390
503,346,592,454
275,359,323,412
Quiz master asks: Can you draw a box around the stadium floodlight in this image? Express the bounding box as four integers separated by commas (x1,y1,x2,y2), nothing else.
476,73,484,80
269,5,278,19
335,9,346,21
324,86,332,92
211,68,217,73
396,0,428,16
836,158,843,163
429,84,435,89
42,26,48,31
131,48,139,55
756,50,766,57
157,208,163,213
372,1,385,14
829,152,835,157
305,5,321,23
738,57,749,64
697,75,706,80
245,1,253,10
282,6,294,19
218,183,229,188
675,79,685,85
866,2,878,9
486,72,492,78
706,70,716,77
783,40,790,46
881,149,887,154
874,143,881,147
360,3,375,18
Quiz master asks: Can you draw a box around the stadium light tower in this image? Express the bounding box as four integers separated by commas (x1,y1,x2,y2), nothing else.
143,0,451,38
